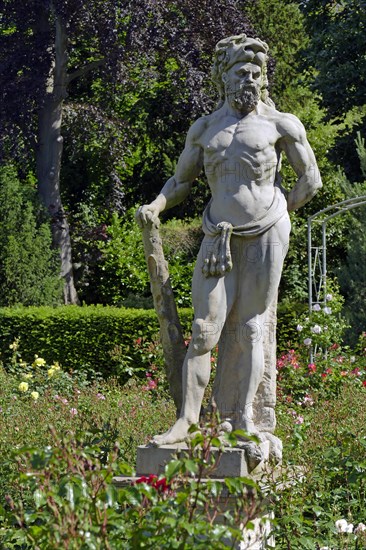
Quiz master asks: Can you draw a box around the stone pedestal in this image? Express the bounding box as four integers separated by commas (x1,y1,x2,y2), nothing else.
114,443,276,549
136,440,270,478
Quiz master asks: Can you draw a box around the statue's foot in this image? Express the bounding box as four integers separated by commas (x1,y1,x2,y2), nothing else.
151,418,192,446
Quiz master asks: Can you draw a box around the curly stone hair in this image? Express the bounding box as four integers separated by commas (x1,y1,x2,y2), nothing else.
211,33,274,108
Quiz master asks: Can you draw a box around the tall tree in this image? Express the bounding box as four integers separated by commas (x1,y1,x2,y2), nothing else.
338,134,366,343
298,0,366,180
0,0,253,303
245,0,309,108
298,0,366,116
0,0,122,303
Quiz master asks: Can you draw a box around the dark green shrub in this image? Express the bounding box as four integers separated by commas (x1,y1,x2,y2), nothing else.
0,306,193,380
0,422,265,549
95,210,201,308
0,166,62,306
277,301,308,353
0,303,312,381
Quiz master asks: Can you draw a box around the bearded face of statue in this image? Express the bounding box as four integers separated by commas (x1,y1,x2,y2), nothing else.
222,61,263,114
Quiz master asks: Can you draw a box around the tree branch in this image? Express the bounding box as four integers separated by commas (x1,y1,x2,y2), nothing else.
67,58,105,84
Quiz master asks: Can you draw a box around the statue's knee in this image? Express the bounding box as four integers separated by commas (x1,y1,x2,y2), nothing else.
191,319,219,354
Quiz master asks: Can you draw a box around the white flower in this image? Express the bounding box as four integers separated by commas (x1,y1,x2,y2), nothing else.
319,547,331,550
326,293,333,301
323,307,332,314
355,523,366,534
311,324,322,334
350,356,356,363
301,396,314,406
312,303,321,311
346,523,354,533
303,338,312,346
296,324,303,332
335,519,349,533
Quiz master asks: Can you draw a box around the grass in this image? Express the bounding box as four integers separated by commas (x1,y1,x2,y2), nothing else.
0,366,175,502
1,347,366,548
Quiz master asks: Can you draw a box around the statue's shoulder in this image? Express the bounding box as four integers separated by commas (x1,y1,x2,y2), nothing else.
187,114,212,143
273,110,306,140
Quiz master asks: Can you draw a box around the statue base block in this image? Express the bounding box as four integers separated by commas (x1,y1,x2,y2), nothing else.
136,440,270,478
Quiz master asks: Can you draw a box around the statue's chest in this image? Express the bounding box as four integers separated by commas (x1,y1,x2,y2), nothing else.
204,118,277,160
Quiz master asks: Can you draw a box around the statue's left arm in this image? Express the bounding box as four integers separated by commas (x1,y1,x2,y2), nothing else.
278,114,322,212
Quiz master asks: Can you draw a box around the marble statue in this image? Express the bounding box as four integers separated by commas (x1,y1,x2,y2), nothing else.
136,34,322,448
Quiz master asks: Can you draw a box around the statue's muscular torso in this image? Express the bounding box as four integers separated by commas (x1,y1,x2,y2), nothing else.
196,104,289,226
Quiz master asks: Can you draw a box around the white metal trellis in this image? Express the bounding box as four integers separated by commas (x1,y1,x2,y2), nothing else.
307,195,366,361
307,195,366,311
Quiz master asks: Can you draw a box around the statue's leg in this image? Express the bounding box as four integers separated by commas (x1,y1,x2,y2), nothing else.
230,215,291,434
152,237,236,446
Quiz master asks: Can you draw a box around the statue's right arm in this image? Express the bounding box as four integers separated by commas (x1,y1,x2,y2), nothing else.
136,119,205,226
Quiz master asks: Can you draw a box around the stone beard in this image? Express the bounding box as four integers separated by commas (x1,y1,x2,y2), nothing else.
226,81,261,112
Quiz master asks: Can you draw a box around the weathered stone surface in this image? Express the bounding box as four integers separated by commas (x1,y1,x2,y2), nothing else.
136,441,270,478
253,298,278,433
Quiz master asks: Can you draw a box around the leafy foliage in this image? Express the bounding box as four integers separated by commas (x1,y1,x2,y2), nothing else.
0,306,193,380
245,0,308,108
0,0,253,201
299,0,366,181
0,427,128,549
300,0,366,118
273,383,366,548
0,321,366,547
0,417,265,549
0,166,62,306
337,133,366,343
85,210,202,308
94,210,150,305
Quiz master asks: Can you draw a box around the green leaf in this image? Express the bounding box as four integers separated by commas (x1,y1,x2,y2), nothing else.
312,505,323,517
224,478,244,493
183,458,199,475
105,484,118,507
238,476,258,488
207,480,221,497
28,525,44,538
165,459,182,479
33,488,46,509
189,432,204,448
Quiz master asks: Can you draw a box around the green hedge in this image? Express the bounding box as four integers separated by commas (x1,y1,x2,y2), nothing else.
0,306,193,379
0,303,305,379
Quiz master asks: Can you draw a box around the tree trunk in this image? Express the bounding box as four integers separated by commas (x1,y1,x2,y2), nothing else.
140,219,186,415
36,12,79,305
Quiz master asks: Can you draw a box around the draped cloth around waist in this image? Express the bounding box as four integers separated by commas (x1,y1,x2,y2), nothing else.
201,186,288,277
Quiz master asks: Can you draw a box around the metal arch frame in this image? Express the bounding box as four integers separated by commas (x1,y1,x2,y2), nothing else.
307,195,366,312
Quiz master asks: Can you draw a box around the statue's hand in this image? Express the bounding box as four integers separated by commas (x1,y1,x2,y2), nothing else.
135,203,160,228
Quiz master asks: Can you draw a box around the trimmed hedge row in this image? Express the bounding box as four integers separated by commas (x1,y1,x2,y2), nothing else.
0,303,305,379
0,306,193,379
